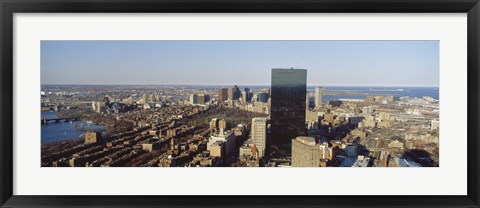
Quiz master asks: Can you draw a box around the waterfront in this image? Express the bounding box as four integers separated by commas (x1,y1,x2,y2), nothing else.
40,41,440,168
317,86,439,100
158,85,439,101
40,84,440,167
41,111,105,144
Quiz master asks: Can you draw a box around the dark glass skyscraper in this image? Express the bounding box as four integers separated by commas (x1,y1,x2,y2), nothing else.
228,85,241,100
270,68,307,157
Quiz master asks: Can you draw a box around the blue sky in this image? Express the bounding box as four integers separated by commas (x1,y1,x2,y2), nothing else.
41,40,439,87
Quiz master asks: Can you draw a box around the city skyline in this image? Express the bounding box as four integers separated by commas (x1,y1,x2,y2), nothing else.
41,81,440,167
40,41,440,168
41,40,439,87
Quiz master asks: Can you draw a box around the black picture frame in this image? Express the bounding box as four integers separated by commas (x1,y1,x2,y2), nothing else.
1,0,479,207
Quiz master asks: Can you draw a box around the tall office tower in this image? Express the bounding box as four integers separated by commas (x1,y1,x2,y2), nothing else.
315,86,323,108
241,91,248,103
251,117,267,158
198,94,210,104
210,118,219,133
142,94,147,104
218,119,227,134
198,94,205,104
233,85,240,100
95,101,103,113
189,94,198,105
244,88,251,102
228,88,234,100
218,88,228,102
291,136,324,167
228,85,241,100
270,68,307,157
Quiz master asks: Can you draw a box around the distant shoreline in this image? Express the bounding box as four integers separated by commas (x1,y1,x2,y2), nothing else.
40,84,439,88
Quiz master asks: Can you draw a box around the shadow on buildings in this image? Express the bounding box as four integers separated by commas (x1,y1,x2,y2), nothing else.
402,149,438,167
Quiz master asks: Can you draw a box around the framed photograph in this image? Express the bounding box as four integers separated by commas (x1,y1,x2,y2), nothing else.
1,0,479,207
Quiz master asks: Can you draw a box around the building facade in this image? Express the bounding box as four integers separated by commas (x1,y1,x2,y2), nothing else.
257,92,269,103
197,94,210,104
218,88,228,102
315,86,323,108
270,68,307,157
228,85,241,100
85,131,102,144
291,136,322,167
189,94,198,105
251,117,267,158
207,130,236,157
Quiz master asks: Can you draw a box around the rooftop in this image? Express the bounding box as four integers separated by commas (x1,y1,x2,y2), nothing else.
272,67,307,70
294,136,316,146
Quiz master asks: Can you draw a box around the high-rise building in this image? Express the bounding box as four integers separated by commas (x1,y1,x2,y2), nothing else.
270,68,307,156
208,130,236,157
189,94,198,105
251,117,267,158
219,119,227,134
305,110,319,122
218,88,228,102
197,94,210,104
209,141,224,158
245,88,251,100
365,95,375,104
235,86,241,100
142,94,148,104
210,118,219,133
241,91,248,103
291,136,323,167
228,85,241,100
315,86,323,108
95,101,104,113
257,92,269,103
243,88,251,102
228,88,234,100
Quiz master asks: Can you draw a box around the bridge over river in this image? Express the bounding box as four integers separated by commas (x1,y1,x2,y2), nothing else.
41,117,80,124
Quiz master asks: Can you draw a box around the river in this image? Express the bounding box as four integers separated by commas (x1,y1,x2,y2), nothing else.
41,111,106,144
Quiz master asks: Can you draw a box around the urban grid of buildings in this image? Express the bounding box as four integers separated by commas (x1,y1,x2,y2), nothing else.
41,67,439,167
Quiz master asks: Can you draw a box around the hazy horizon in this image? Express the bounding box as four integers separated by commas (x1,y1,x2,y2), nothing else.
40,84,439,88
41,40,439,87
